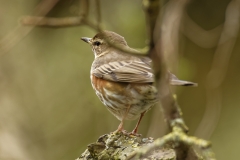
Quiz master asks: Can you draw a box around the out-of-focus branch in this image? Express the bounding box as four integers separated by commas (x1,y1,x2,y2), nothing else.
20,16,148,55
79,0,89,17
143,0,189,134
195,0,240,139
142,0,164,106
21,16,85,27
0,0,60,55
134,0,216,160
160,0,189,72
142,0,160,51
181,12,223,48
21,0,90,28
20,0,148,55
95,0,101,29
143,0,193,159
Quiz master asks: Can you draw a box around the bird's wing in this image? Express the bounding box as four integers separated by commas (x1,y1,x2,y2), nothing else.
92,60,154,83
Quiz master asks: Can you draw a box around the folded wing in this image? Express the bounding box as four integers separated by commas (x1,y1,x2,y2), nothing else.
92,60,154,83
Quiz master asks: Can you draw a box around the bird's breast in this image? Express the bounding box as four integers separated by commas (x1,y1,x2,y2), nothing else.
91,74,127,94
90,74,158,120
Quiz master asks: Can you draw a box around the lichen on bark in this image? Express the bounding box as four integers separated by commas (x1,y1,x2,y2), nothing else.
76,132,176,160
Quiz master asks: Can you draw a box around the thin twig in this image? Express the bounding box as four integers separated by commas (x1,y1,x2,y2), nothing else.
21,16,85,27
0,0,60,55
20,16,148,55
126,126,215,160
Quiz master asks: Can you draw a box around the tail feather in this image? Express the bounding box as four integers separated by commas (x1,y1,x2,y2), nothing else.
169,72,198,87
170,79,198,86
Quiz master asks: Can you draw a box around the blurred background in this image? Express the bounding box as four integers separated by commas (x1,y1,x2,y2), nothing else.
0,0,239,159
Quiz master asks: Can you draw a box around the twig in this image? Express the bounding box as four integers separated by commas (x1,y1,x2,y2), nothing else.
21,16,85,27
20,18,148,55
0,0,60,55
127,126,215,160
20,0,148,55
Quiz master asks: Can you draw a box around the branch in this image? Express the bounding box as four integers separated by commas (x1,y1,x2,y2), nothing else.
79,0,89,17
20,16,85,27
132,0,216,159
20,1,148,55
127,127,214,160
77,133,177,160
143,0,188,134
142,0,160,50
95,0,101,28
0,0,60,54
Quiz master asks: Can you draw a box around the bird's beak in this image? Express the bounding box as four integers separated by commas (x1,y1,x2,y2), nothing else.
81,37,92,44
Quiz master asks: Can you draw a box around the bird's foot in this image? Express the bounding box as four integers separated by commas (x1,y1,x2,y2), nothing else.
128,131,142,137
111,129,128,135
110,129,141,137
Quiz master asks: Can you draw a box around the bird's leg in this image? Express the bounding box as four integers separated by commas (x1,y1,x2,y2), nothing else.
113,105,131,133
116,120,124,132
130,111,146,135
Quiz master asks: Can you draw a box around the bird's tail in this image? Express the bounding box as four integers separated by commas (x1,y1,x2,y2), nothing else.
169,73,197,87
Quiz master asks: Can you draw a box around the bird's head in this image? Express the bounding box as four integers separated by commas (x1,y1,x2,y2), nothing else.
81,30,127,58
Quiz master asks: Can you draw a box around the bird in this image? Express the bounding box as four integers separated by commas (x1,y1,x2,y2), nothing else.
81,30,196,135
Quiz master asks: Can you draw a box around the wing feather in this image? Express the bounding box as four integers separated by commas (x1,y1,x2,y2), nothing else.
92,60,154,83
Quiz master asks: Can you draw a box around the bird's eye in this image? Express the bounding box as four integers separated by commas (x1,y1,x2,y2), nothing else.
94,41,101,46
